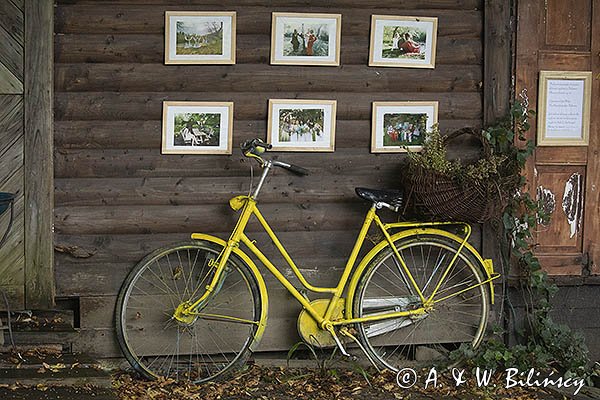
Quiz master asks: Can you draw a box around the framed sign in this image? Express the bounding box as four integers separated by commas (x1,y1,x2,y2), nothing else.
165,11,236,64
270,12,341,66
162,101,233,154
369,15,438,69
267,99,336,152
371,101,438,153
537,71,592,146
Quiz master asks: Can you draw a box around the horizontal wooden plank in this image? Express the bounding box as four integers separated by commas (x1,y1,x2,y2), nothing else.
535,146,588,165
55,5,482,37
54,118,482,149
54,227,482,266
54,202,376,235
55,63,482,93
54,92,482,121
55,176,390,206
57,259,348,297
55,34,482,66
54,146,483,179
56,0,482,10
55,230,361,265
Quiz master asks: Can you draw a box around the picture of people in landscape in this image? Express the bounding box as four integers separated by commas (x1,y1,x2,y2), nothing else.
382,113,428,146
278,108,326,143
283,23,330,57
175,20,224,56
271,13,341,66
382,26,426,60
369,16,437,68
174,112,221,147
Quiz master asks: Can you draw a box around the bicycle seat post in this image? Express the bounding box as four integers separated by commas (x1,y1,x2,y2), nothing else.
252,160,272,200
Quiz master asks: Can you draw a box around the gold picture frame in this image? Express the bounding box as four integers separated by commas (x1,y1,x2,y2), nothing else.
371,101,438,153
369,15,438,69
267,99,337,152
162,101,233,154
164,11,236,65
537,70,592,146
270,12,342,66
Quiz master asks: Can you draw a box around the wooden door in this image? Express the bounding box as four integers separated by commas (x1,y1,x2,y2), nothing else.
0,0,25,309
516,0,599,275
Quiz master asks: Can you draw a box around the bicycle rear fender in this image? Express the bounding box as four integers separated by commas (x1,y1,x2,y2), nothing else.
190,233,269,352
344,228,497,319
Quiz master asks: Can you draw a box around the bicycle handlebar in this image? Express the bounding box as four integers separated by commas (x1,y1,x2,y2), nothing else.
241,138,310,177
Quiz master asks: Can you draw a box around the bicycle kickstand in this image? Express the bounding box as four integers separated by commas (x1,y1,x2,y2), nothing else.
339,327,381,371
324,323,356,361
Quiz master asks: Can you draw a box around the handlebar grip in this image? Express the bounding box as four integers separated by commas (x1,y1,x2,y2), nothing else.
279,162,310,176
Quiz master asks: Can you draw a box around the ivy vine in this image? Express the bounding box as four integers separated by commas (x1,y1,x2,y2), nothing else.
454,95,592,380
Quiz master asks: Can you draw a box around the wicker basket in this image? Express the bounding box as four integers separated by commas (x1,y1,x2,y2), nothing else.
403,128,519,223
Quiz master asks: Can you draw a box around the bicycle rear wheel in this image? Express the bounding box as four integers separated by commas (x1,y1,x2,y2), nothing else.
352,234,489,370
115,241,263,382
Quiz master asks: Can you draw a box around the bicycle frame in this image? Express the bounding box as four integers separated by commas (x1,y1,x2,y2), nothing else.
182,194,499,331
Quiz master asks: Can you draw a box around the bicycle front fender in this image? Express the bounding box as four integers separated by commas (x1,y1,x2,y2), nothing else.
344,228,496,319
190,233,269,352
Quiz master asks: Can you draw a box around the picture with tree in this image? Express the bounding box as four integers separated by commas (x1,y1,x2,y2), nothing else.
174,112,221,147
382,113,427,146
176,20,224,56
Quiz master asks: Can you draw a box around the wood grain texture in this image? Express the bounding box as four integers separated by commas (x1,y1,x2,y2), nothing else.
54,92,482,121
0,95,24,310
0,0,23,44
24,0,54,309
0,63,22,94
55,63,482,93
55,5,482,36
54,34,482,65
55,0,482,9
54,119,481,149
0,24,23,82
584,1,600,274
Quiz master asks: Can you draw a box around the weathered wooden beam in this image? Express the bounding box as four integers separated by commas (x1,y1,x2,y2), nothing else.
54,34,482,66
55,6,482,37
24,0,54,309
481,0,514,303
54,92,483,121
55,63,482,93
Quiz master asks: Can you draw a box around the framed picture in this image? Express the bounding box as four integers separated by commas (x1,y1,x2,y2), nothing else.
164,11,236,64
537,70,592,146
162,101,233,154
369,15,437,69
267,99,336,152
270,12,341,66
371,101,438,153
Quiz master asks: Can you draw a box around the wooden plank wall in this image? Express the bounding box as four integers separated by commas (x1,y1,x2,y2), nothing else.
54,0,485,356
0,0,25,311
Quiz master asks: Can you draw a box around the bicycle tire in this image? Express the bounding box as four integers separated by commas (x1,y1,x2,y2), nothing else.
352,234,489,370
115,241,263,383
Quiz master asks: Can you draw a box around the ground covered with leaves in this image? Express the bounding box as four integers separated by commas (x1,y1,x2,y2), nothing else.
113,366,561,400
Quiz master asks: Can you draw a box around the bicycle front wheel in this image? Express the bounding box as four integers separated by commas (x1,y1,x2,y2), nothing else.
352,234,489,370
115,241,263,383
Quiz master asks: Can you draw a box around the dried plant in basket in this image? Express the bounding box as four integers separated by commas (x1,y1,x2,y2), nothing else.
402,103,532,223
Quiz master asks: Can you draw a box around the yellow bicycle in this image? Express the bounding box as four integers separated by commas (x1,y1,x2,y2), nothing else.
115,138,500,383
